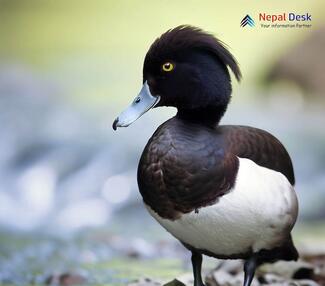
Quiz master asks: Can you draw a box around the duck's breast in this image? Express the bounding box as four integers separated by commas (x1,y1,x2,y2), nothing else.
137,117,239,220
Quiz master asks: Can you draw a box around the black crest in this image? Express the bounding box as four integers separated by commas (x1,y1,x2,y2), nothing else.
145,25,242,81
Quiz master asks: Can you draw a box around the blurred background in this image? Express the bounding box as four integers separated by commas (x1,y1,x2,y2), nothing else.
0,0,324,285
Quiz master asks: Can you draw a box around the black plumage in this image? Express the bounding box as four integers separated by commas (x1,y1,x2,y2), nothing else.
113,25,298,286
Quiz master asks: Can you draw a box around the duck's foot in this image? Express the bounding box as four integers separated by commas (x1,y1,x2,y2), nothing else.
243,256,257,286
191,251,206,286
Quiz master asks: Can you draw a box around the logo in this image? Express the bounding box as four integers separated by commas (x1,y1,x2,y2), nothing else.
240,13,312,29
240,15,255,27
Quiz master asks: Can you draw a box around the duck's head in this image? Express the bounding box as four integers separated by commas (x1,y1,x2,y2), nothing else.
113,25,241,130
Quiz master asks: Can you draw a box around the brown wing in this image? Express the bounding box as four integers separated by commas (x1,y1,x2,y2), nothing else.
138,118,239,220
219,125,295,185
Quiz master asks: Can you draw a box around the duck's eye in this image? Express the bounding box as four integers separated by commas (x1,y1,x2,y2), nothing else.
162,62,174,72
134,97,141,104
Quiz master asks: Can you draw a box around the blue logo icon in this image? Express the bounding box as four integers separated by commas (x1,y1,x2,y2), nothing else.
240,15,255,27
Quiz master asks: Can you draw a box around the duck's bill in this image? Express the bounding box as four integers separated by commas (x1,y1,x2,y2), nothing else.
112,81,160,130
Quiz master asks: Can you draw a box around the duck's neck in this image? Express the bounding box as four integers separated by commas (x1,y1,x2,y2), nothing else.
176,105,227,127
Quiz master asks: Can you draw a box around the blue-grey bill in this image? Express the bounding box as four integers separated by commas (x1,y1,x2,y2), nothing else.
112,81,160,130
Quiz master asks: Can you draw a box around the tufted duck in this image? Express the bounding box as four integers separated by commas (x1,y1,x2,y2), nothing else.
113,25,298,286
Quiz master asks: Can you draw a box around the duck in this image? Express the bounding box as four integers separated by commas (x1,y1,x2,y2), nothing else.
112,25,299,286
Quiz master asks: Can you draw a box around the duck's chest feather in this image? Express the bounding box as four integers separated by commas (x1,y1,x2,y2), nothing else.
137,117,239,220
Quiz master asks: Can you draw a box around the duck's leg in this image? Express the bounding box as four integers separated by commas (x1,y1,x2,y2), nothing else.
191,251,205,286
243,256,257,286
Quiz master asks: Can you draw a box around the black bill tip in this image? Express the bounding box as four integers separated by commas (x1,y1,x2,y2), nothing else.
112,118,118,131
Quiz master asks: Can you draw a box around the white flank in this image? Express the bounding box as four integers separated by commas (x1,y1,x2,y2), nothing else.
146,157,298,256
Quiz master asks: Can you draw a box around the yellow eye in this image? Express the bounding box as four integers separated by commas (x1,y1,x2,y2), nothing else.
162,62,174,72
